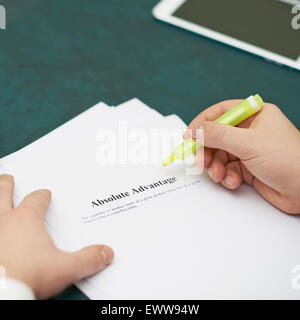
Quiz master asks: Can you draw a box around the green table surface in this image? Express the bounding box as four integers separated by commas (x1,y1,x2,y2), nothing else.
0,0,299,299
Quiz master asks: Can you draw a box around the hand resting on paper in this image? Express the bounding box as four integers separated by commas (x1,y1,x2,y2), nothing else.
184,100,300,214
0,174,114,299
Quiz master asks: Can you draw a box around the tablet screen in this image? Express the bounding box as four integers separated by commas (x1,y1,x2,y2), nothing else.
174,0,300,61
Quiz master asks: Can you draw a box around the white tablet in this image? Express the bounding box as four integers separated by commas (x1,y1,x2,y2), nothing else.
153,0,300,70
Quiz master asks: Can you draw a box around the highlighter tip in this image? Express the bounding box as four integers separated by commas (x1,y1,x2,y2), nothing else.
162,155,174,167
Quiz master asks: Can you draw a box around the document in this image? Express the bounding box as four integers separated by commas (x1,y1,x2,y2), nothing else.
1,99,300,299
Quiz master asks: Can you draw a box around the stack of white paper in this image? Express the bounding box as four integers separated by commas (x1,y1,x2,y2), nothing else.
1,98,300,299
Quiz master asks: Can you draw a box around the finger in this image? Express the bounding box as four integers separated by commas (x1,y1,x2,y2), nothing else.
237,113,258,129
221,161,243,189
207,150,228,182
17,189,51,218
61,245,114,284
0,174,15,212
253,178,300,214
184,100,243,139
195,147,212,170
248,103,284,129
201,121,253,160
239,162,254,186
227,152,238,162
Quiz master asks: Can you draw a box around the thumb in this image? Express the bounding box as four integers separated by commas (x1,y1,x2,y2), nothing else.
35,245,114,299
64,245,114,282
202,121,253,159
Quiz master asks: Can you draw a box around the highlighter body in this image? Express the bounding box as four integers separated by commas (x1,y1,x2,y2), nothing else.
162,94,264,166
215,94,263,126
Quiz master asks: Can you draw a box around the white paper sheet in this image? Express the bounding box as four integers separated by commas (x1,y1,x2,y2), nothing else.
1,99,300,299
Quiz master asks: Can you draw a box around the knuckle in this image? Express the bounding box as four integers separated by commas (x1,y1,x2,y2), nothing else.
17,202,41,219
283,199,300,215
15,205,33,219
265,103,282,114
206,122,226,142
16,204,34,217
219,125,229,142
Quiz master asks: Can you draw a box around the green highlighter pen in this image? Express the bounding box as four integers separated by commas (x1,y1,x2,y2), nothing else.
162,94,264,166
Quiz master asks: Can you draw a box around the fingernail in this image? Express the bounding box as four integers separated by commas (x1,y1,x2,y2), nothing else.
41,189,51,194
225,176,234,188
101,246,114,265
1,174,14,179
208,168,214,180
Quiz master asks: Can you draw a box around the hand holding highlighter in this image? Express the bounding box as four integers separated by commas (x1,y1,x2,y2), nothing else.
162,94,264,166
